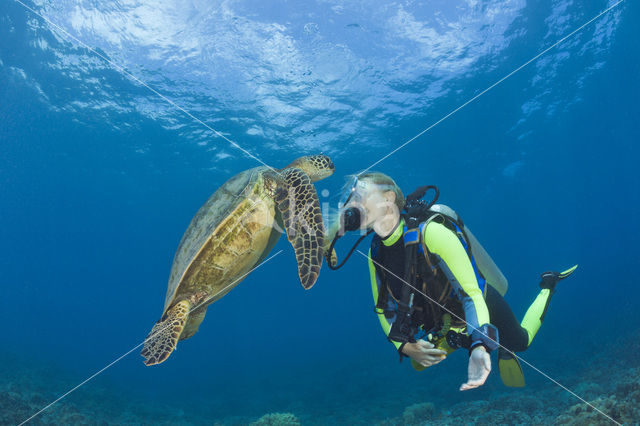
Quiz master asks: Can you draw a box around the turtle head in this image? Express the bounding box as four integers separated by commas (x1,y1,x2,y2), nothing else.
284,155,335,182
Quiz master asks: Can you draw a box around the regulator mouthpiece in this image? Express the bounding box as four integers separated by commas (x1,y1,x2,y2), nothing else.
342,207,362,232
326,207,372,271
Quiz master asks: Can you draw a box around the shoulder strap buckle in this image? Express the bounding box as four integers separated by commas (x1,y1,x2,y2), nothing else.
403,228,420,246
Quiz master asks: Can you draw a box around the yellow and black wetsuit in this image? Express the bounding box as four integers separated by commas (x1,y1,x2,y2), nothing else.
368,218,554,363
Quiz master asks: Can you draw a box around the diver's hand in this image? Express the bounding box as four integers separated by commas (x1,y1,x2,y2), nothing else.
460,346,491,391
402,339,447,367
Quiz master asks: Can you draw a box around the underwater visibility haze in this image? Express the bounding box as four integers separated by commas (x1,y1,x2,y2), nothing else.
1,0,639,424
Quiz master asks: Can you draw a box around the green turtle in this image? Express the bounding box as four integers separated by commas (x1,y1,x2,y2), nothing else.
141,155,334,366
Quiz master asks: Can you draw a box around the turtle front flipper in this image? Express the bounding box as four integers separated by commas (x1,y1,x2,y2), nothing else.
141,300,191,366
275,168,324,289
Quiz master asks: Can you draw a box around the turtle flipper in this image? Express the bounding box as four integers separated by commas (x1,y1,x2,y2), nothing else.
180,308,206,340
141,300,191,366
328,248,338,268
275,168,324,289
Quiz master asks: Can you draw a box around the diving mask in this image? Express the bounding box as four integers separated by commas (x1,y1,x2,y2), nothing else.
339,176,367,207
339,176,369,232
326,176,374,270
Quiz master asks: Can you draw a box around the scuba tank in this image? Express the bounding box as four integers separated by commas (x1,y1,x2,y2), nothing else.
428,204,508,297
402,185,508,298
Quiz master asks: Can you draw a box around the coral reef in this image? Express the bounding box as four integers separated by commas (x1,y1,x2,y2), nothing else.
2,329,639,424
381,331,640,425
555,367,640,425
250,412,301,426
0,355,190,425
402,402,437,425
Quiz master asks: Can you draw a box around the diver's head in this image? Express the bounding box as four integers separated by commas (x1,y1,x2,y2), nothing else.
340,172,404,236
323,171,404,270
284,155,335,182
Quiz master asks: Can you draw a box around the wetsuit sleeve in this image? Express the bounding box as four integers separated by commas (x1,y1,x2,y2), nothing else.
423,221,498,351
368,248,402,351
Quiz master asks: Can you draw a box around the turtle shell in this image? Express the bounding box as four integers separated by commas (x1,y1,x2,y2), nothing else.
162,166,281,312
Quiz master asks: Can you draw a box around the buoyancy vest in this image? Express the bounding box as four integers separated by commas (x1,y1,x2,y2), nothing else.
370,220,465,341
370,204,508,342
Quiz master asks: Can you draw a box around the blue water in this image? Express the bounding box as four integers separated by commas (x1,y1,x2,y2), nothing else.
1,0,639,424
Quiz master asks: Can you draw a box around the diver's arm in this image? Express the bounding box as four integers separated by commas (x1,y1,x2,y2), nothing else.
423,222,498,352
402,340,447,367
368,249,402,351
460,345,491,391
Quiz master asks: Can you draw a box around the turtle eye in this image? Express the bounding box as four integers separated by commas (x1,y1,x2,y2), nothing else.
324,157,335,170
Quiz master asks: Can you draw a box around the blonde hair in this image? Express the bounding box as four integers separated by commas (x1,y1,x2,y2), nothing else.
356,171,405,212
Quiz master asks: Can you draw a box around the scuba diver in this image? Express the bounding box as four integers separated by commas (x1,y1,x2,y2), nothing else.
325,172,577,390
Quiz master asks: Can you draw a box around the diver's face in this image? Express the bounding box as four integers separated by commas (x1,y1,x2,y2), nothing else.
344,184,399,231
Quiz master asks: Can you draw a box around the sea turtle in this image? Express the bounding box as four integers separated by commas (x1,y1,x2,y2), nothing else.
141,155,334,366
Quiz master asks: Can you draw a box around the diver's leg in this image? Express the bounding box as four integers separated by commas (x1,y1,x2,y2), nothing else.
486,286,529,387
520,288,552,347
485,286,529,352
520,266,577,346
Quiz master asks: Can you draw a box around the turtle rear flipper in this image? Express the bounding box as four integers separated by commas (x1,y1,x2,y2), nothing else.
328,248,338,268
275,168,324,289
141,300,191,366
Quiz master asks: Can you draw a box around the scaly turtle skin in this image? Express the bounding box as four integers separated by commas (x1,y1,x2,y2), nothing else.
141,155,334,365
